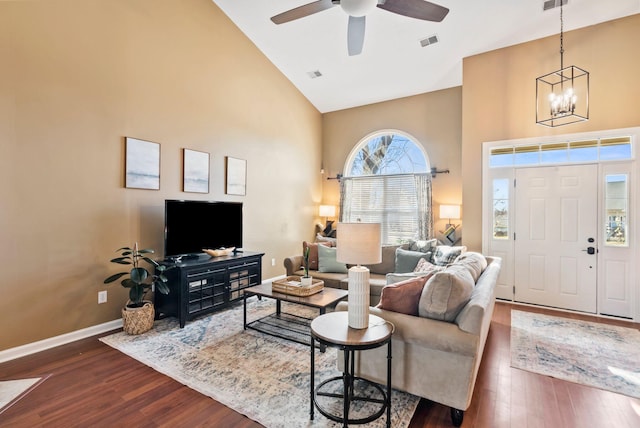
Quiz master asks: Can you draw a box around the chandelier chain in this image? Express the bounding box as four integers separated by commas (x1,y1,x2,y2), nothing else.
560,2,564,69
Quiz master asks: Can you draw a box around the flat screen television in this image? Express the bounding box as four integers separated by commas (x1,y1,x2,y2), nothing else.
164,200,243,258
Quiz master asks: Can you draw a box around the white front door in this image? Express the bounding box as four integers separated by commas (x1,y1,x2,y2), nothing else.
514,164,598,313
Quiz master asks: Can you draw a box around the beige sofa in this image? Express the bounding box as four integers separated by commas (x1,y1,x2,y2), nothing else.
283,244,401,306
335,256,501,427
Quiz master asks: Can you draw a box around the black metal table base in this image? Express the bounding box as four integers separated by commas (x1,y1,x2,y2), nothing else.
243,294,327,352
310,337,392,427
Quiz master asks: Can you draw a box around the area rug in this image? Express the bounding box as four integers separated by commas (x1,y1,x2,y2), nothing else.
0,376,48,415
511,310,640,398
100,298,419,427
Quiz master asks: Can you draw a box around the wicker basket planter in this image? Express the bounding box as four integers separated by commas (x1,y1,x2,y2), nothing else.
122,301,155,335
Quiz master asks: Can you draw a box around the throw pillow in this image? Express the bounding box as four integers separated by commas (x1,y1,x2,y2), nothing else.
316,233,337,246
395,248,429,273
418,264,474,322
302,241,332,271
407,238,438,254
364,245,400,275
318,244,348,273
432,245,467,266
453,252,487,282
413,258,443,274
377,275,430,316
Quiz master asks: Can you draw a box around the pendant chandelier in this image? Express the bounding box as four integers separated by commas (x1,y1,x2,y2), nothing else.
536,1,589,127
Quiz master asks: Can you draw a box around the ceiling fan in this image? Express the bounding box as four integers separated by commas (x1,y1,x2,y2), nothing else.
271,0,449,56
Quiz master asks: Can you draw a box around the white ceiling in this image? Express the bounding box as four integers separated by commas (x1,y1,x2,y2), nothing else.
212,0,640,113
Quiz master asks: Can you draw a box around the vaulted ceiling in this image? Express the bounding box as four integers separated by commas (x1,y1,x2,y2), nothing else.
212,0,640,113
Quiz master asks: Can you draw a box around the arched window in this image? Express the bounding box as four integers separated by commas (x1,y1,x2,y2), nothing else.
341,131,433,245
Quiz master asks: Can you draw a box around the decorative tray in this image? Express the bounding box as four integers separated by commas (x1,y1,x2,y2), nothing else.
272,276,324,296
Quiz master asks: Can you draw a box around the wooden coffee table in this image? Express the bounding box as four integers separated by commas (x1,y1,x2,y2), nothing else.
243,282,348,352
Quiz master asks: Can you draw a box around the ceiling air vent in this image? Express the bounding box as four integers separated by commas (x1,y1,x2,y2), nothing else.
543,0,567,11
307,70,322,79
420,34,439,48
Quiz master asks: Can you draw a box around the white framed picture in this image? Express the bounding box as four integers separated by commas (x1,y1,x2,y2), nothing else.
125,137,160,190
183,149,210,193
225,156,246,196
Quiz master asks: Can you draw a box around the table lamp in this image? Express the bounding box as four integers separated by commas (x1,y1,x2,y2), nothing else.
336,222,381,329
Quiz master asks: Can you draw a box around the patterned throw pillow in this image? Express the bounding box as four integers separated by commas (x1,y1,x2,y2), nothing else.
413,258,443,274
407,238,438,253
432,245,467,266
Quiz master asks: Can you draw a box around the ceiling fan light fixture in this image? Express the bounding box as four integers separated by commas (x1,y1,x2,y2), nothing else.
341,0,378,17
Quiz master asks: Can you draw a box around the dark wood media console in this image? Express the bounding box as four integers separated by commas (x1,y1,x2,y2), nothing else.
155,251,264,327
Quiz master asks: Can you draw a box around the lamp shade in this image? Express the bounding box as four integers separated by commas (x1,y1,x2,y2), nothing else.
319,205,336,218
440,204,461,220
336,223,381,265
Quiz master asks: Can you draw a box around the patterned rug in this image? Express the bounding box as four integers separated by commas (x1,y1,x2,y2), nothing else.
511,310,640,398
100,297,419,427
0,376,47,415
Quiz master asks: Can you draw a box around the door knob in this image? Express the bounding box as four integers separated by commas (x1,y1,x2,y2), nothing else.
581,247,596,255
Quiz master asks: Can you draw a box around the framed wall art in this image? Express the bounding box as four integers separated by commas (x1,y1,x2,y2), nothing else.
225,156,246,196
183,149,210,193
125,137,160,190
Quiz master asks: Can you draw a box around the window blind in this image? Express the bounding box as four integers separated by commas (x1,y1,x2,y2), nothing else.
340,174,431,245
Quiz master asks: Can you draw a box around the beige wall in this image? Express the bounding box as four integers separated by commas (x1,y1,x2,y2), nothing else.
0,0,322,350
462,14,640,251
322,87,463,238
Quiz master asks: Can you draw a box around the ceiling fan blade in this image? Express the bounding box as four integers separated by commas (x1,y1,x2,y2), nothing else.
377,0,449,22
271,0,336,25
347,15,366,56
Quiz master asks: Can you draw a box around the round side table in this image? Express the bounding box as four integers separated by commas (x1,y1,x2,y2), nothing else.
310,312,394,427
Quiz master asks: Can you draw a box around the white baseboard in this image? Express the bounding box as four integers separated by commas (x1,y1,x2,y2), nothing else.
0,318,122,364
1,276,287,364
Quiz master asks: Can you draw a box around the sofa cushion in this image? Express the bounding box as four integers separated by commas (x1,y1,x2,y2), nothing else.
395,248,430,273
453,252,487,282
432,245,467,266
377,275,430,316
364,245,401,275
318,244,348,273
302,241,332,271
419,264,474,322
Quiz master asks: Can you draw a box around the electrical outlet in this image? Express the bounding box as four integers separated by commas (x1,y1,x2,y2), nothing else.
271,258,276,266
98,290,107,304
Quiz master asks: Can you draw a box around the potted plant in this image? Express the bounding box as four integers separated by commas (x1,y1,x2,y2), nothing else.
301,246,313,286
104,242,172,334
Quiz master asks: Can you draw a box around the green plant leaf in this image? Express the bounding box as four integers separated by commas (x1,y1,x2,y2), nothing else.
138,249,155,254
104,272,127,283
142,256,159,267
130,267,148,283
121,278,137,288
116,247,132,252
110,257,132,264
155,282,170,295
158,274,168,282
129,286,144,304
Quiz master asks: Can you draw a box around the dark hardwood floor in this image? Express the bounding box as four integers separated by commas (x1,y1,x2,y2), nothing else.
1,302,639,427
